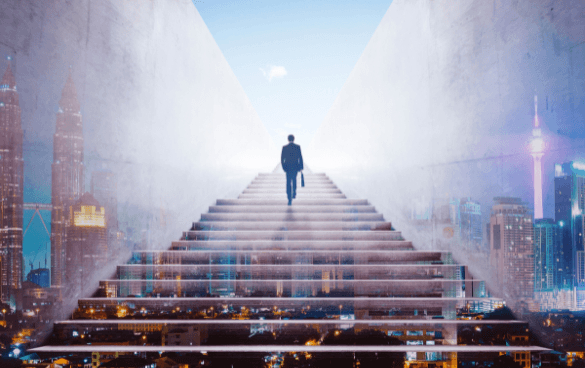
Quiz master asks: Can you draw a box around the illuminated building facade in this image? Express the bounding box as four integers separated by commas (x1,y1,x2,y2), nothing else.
489,197,534,302
459,198,482,250
65,192,107,298
0,63,24,303
534,288,575,311
90,171,120,261
533,219,559,292
51,72,84,289
554,161,585,288
411,197,482,252
35,172,546,365
22,281,56,323
26,268,50,288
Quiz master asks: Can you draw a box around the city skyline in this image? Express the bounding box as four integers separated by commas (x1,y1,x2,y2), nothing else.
0,0,583,313
6,59,585,315
15,79,584,280
1,0,585,364
4,1,583,284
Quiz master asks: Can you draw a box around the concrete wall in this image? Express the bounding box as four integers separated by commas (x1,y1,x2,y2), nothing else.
309,0,585,289
0,0,276,249
0,0,276,307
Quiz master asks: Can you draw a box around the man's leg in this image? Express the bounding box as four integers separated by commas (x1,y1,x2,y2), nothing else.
292,171,298,199
286,171,293,204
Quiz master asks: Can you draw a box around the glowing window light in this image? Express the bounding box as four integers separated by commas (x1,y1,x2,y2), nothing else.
73,205,106,227
573,162,585,171
572,204,582,217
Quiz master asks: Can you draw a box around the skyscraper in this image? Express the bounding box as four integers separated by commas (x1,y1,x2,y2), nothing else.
533,219,559,291
50,72,84,288
90,171,117,232
530,95,545,220
26,268,50,288
459,197,482,249
0,62,24,303
489,197,534,302
554,161,585,288
90,171,119,260
65,192,107,298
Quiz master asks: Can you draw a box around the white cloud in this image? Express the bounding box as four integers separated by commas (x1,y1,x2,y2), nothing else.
259,65,288,82
284,123,301,129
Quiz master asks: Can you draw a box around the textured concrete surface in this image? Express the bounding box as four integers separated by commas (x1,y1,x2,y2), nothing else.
310,0,585,233
308,0,585,293
0,0,276,251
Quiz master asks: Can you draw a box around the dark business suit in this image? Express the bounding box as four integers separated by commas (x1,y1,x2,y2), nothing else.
281,142,304,202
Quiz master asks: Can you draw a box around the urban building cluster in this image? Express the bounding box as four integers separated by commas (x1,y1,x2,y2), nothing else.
0,62,126,348
410,97,585,312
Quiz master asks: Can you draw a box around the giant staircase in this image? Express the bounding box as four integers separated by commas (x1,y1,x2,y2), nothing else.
34,170,547,366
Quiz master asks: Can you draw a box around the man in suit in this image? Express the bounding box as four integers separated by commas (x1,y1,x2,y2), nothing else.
281,134,304,206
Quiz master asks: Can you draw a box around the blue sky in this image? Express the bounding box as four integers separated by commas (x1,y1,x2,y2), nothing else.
193,0,393,147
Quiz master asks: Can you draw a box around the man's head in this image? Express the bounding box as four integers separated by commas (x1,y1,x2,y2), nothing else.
288,134,295,142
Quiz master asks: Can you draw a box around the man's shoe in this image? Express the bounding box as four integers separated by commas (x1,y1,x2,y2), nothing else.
288,199,292,206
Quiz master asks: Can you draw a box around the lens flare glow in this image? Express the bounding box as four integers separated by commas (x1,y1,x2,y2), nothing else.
530,137,545,154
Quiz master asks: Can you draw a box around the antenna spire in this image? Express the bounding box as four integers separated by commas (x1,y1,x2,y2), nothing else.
534,95,539,128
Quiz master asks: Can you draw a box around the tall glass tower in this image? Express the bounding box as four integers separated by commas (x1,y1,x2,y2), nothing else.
533,219,560,291
50,71,84,289
488,197,535,302
554,162,585,289
0,62,23,304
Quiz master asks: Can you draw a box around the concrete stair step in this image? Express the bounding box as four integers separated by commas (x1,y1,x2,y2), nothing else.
215,199,369,206
98,279,470,298
242,188,343,194
254,179,330,183
250,182,333,187
208,205,376,213
190,221,392,231
133,250,445,264
251,177,332,182
168,240,415,251
254,176,329,180
117,264,461,279
258,173,326,177
102,279,470,286
134,249,448,265
238,193,347,199
55,319,529,326
182,230,402,241
77,297,499,310
200,213,383,221
248,183,338,189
